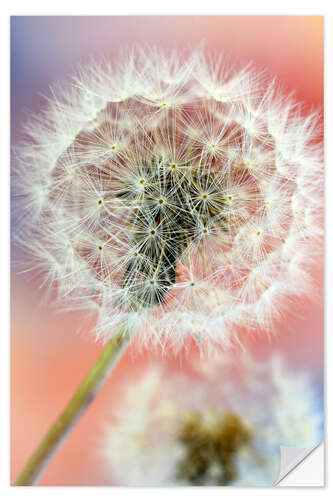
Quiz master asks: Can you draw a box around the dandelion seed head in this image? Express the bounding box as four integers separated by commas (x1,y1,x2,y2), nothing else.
14,46,323,350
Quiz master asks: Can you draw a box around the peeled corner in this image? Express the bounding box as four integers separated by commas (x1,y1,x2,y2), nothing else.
275,443,324,486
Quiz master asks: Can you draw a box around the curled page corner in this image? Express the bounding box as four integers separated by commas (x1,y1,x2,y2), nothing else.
275,442,324,485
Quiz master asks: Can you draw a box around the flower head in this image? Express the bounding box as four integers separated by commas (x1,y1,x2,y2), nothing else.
101,354,323,486
15,46,323,350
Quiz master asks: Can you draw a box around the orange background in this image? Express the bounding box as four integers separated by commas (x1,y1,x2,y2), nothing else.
11,16,324,485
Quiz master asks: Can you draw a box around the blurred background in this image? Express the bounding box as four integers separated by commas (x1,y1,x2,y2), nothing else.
11,16,324,485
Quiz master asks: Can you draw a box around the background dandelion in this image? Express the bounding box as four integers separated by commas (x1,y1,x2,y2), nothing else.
11,16,323,486
101,354,323,486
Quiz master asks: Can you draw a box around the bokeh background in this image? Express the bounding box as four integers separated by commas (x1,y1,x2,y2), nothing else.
11,16,324,486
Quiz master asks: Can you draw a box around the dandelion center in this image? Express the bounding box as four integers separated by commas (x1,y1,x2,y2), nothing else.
176,412,252,486
120,158,228,307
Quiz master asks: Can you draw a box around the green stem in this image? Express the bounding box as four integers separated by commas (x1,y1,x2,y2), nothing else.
14,329,129,486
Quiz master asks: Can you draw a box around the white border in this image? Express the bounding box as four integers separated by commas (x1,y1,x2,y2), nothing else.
2,0,330,15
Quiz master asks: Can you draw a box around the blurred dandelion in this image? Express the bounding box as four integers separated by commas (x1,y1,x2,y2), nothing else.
13,46,323,485
102,354,323,486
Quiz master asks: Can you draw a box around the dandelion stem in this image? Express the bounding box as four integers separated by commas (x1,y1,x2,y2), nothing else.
14,329,129,486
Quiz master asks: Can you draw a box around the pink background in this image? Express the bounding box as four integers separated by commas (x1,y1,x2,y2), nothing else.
11,16,324,485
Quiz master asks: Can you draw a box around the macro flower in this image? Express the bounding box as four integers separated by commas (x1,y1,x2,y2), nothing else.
15,46,323,351
101,354,323,486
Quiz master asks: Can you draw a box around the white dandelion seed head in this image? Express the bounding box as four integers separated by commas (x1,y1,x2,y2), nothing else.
101,353,322,486
14,46,323,350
